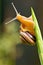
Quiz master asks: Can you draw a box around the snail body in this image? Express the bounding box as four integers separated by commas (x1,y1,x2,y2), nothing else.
16,14,35,35
5,3,36,45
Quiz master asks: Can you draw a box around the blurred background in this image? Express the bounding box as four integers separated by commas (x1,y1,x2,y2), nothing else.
0,0,43,65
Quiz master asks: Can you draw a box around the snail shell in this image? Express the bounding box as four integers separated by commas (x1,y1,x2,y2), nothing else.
20,31,36,45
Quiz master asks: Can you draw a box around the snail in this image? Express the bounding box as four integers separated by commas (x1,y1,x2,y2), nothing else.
5,2,36,45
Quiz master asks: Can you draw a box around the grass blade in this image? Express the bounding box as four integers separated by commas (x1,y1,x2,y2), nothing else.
31,7,43,65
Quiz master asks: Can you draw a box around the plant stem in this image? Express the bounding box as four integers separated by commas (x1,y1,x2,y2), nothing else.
31,7,43,65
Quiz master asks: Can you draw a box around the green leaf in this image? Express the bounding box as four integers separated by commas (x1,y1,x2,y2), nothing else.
31,7,43,65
